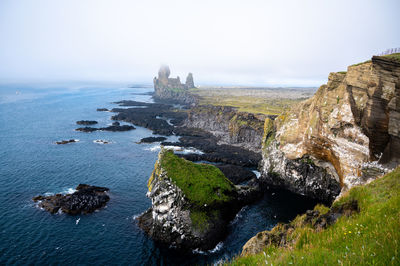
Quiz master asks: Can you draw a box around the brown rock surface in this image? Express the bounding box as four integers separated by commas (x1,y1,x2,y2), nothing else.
261,55,400,198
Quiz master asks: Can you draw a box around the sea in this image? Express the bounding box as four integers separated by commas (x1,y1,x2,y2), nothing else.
0,83,317,265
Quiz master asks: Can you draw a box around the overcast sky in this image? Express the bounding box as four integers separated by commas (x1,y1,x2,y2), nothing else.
0,0,399,86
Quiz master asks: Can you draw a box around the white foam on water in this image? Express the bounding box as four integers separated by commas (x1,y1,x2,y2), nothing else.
192,242,224,255
93,139,112,144
76,218,80,225
144,144,204,155
252,170,261,179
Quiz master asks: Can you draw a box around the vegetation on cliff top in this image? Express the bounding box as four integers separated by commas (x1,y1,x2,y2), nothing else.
159,149,235,207
190,88,314,115
230,167,400,265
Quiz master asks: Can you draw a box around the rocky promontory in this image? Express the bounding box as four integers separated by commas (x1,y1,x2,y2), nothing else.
138,148,260,251
153,65,197,105
33,184,110,214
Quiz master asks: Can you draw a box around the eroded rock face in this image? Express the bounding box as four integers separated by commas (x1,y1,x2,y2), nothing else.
184,105,267,152
153,65,197,105
138,148,261,251
138,149,236,250
33,184,110,214
260,56,400,200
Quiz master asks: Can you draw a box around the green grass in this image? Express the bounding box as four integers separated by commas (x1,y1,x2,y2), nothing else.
160,149,235,207
229,167,400,265
383,53,400,62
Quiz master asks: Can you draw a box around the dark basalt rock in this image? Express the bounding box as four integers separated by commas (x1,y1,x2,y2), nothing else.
76,125,135,132
76,120,98,125
111,121,120,126
216,164,256,184
139,136,167,143
97,108,109,112
33,184,110,214
56,139,78,145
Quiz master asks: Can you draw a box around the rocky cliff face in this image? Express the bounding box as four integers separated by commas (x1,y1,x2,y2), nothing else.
184,105,267,152
153,65,197,105
138,148,242,250
260,55,400,201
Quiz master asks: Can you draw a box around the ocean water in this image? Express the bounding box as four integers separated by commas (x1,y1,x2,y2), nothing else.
0,83,316,265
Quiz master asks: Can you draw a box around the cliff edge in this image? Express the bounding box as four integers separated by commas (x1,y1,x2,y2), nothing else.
260,54,400,202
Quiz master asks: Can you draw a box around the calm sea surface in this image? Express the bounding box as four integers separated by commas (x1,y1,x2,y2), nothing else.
0,83,316,265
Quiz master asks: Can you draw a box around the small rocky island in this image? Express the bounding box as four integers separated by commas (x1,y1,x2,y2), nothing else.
55,139,79,145
76,124,135,132
138,148,260,251
33,184,110,214
76,120,98,125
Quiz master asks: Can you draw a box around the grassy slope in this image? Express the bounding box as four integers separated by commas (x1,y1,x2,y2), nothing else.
230,167,400,265
160,149,235,207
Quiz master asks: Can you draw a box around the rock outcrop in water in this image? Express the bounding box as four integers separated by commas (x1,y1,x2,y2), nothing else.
260,55,400,202
153,65,197,105
33,184,110,214
76,120,98,125
138,148,261,250
76,124,135,132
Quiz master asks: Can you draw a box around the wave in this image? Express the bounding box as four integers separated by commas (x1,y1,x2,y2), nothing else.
144,144,203,155
192,242,224,255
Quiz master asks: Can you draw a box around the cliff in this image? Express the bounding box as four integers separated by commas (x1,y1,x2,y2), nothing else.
184,105,268,152
233,167,400,265
260,55,400,202
138,148,241,250
153,65,198,105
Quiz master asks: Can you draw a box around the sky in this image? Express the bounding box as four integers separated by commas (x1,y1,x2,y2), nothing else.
0,0,399,87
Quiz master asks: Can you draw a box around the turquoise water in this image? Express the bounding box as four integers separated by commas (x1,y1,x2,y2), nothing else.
0,84,316,265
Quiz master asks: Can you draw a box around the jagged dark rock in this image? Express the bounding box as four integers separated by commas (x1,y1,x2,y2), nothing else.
139,137,167,143
76,125,135,132
33,184,110,214
184,105,267,152
76,120,98,125
55,139,78,145
216,164,256,184
96,108,109,112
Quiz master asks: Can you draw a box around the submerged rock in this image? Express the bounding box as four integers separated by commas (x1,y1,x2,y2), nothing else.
138,148,258,251
97,108,109,112
33,184,110,214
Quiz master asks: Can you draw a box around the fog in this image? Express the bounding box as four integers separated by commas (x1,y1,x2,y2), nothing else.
0,0,399,86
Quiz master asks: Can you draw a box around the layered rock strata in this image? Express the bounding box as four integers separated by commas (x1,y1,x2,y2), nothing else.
260,55,400,201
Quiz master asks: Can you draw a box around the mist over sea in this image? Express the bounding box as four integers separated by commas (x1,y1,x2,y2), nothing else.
0,84,316,265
